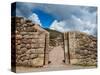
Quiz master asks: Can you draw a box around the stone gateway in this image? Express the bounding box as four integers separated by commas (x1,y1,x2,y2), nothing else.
11,17,97,72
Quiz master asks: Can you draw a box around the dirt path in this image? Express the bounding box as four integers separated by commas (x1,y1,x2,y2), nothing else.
48,46,65,68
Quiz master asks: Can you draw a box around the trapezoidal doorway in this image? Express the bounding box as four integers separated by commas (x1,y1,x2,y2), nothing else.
47,33,66,68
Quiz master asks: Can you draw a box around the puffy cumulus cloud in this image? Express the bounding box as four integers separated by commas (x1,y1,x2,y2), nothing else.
16,8,42,26
50,14,97,36
28,13,42,26
34,4,97,36
31,4,97,36
50,20,75,32
15,3,42,26
14,2,97,36
71,15,97,36
49,6,97,36
50,20,66,32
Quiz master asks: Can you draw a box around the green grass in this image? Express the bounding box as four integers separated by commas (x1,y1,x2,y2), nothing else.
73,63,97,67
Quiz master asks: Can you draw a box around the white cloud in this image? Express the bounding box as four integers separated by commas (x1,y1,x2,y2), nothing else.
47,5,97,36
71,15,97,35
16,3,97,36
50,14,97,36
28,13,42,26
50,20,66,32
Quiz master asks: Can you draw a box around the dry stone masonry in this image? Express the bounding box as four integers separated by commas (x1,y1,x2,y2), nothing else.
11,17,49,67
64,31,97,66
11,17,97,71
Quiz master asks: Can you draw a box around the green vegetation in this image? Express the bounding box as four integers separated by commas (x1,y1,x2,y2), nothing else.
44,28,63,39
44,28,63,46
73,63,97,67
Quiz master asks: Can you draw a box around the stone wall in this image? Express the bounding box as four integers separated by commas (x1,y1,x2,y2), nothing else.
11,17,97,67
64,31,97,66
11,17,49,67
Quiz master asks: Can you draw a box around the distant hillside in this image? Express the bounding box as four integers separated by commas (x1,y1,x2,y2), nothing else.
44,28,63,39
44,28,63,47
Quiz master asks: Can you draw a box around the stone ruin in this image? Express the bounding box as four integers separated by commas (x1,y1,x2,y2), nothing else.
11,17,97,72
11,17,49,68
64,32,97,66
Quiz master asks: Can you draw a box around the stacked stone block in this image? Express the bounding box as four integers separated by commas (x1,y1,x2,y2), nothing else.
64,31,97,66
12,17,49,67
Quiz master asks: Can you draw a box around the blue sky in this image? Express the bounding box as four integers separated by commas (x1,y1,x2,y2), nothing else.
12,2,97,36
32,9,56,28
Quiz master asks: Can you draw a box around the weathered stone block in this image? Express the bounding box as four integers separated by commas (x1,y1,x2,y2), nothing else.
38,39,45,43
20,48,27,54
31,57,44,67
31,43,44,48
30,54,38,59
20,18,25,24
16,35,22,39
21,44,26,48
22,24,27,27
16,23,21,27
20,32,27,35
26,44,31,49
21,38,28,44
26,48,44,54
16,40,21,45
16,45,21,50
22,35,32,39
31,39,38,43
70,59,78,64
